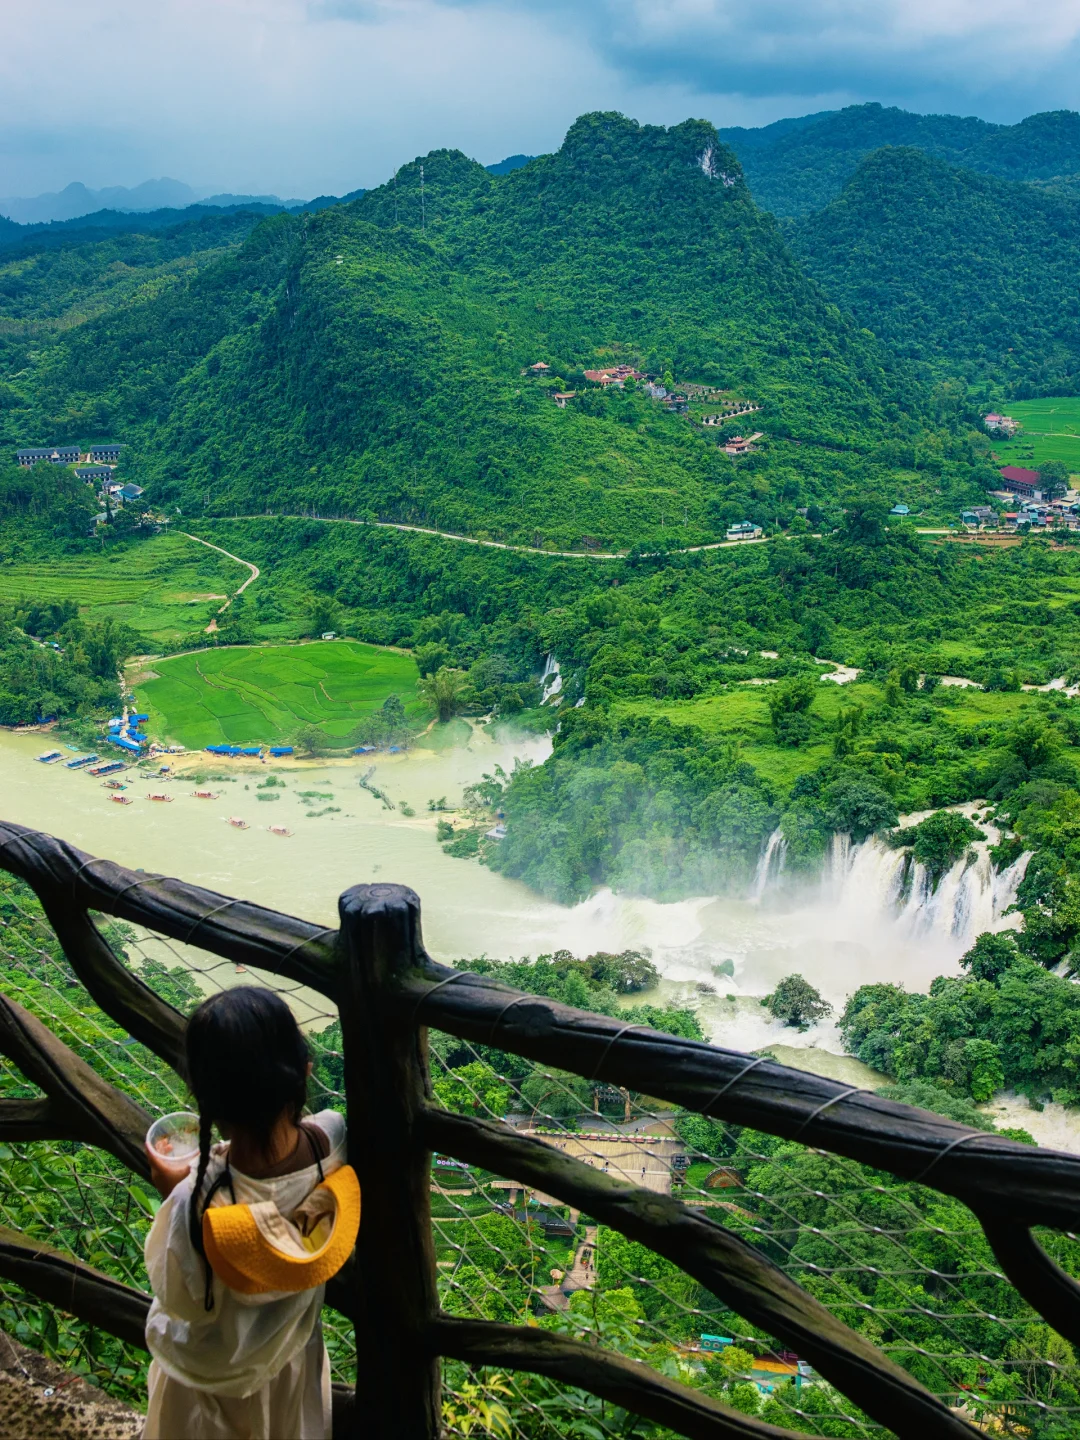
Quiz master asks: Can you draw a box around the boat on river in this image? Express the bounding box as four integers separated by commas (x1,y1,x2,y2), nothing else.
267,824,292,837
146,792,173,803
103,779,128,790
227,816,249,829
88,760,126,777
65,753,99,769
36,750,63,764
191,789,218,799
111,794,134,806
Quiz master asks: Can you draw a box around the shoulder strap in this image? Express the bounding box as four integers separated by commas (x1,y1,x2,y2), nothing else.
305,1125,325,1184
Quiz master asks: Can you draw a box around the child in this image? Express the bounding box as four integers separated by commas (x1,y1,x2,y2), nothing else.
142,987,352,1440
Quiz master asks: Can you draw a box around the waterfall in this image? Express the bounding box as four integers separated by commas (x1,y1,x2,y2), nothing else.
540,655,563,704
751,828,787,901
750,814,1031,953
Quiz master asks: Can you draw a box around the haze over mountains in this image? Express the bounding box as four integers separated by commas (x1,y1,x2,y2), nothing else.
0,179,306,226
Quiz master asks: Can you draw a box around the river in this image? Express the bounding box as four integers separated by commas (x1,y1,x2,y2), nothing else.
4,724,1074,1148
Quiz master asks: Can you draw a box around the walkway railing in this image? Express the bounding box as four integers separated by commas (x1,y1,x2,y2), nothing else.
0,818,1079,1437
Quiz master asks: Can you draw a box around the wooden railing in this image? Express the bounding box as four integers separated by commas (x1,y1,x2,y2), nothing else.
1,818,1079,1438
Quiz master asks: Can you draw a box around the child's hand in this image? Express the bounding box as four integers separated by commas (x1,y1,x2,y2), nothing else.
146,1137,192,1200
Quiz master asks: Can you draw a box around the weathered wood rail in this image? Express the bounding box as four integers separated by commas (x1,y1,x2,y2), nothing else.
0,819,1077,1438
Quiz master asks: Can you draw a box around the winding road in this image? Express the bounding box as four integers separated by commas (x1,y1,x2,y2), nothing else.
181,533,261,630
198,514,772,562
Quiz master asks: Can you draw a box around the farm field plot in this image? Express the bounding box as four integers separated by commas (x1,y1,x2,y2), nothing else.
0,533,245,643
137,641,423,747
991,398,1080,473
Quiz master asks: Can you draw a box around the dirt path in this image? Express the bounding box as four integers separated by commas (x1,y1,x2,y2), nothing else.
181,533,260,628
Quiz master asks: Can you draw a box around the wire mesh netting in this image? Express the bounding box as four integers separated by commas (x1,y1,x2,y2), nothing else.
2,862,1080,1437
0,868,353,1406
428,1027,1080,1439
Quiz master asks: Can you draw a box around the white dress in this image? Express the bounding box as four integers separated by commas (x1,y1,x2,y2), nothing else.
142,1109,347,1440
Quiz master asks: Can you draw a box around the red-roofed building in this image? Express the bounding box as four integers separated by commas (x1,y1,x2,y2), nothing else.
999,466,1041,499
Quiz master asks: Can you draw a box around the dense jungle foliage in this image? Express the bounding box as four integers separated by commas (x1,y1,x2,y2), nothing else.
0,111,1007,550
795,147,1080,394
721,103,1080,217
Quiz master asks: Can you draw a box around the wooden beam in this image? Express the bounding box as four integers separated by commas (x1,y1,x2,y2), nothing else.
981,1221,1080,1348
0,821,338,999
0,1096,87,1144
403,962,1080,1232
432,1314,810,1440
0,995,150,1177
0,1227,149,1351
422,1108,980,1440
36,900,185,1073
337,883,441,1438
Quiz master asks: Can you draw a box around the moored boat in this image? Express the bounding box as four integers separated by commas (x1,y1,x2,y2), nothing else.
146,792,173,803
111,795,134,805
103,779,128,790
191,789,218,799
267,824,292,836
89,760,126,777
65,753,99,769
36,750,63,764
227,816,249,829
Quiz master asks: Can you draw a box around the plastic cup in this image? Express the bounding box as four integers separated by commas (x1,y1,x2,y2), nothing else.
147,1111,200,1166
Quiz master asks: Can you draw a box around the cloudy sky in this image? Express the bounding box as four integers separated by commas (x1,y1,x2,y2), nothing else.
4,0,1080,200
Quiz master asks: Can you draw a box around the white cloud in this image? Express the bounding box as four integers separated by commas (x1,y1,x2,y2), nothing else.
0,0,1078,197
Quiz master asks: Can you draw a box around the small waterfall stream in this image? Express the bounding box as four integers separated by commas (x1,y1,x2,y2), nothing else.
540,654,563,704
751,828,787,900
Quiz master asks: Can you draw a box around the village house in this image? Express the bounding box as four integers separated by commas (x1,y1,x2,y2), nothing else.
524,361,551,376
998,465,1042,500
117,483,144,502
726,521,763,541
74,465,114,483
984,413,1019,436
662,393,689,414
583,365,644,387
724,431,764,455
89,443,123,464
16,446,80,466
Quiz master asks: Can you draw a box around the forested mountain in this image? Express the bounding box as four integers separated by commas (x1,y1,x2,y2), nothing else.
0,112,997,549
792,147,1080,393
721,103,1080,216
0,211,275,397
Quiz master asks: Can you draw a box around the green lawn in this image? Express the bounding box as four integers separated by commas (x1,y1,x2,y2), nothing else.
136,641,423,747
990,398,1080,474
0,532,247,644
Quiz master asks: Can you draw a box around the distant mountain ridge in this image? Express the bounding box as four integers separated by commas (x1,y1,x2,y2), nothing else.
720,103,1080,216
0,179,309,225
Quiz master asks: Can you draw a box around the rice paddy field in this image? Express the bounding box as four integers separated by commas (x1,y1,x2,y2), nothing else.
990,398,1080,473
0,532,246,643
136,641,423,747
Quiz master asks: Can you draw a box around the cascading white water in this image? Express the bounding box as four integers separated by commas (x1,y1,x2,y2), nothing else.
750,827,787,900
751,814,1029,950
540,654,563,704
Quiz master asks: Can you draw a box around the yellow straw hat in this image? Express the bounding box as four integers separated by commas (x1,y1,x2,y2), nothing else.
203,1165,360,1294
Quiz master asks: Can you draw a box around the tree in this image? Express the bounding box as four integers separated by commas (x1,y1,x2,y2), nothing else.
295,723,326,756
766,973,832,1030
432,1061,510,1118
766,675,816,747
1038,459,1069,499
306,595,339,637
417,666,467,723
961,931,1020,984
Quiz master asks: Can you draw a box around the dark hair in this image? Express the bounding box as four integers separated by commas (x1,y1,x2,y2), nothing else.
185,987,309,1306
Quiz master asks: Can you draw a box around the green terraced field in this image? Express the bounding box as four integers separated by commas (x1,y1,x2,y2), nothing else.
137,641,423,747
991,398,1080,473
0,532,247,643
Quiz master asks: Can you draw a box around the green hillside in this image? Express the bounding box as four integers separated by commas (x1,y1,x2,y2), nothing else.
793,147,1080,393
0,112,1003,549
721,103,1080,217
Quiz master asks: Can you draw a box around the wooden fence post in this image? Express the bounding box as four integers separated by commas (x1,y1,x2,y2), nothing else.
337,883,441,1439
